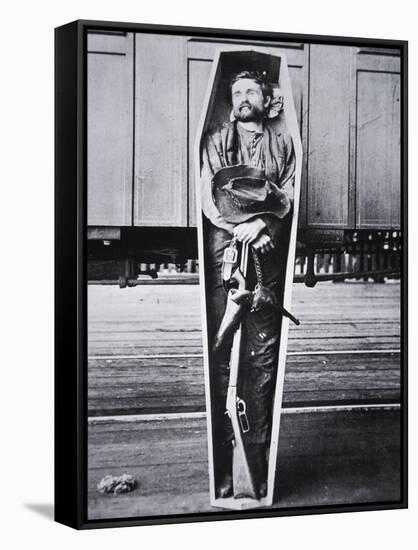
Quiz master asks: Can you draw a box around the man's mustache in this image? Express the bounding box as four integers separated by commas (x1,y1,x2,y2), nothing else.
239,102,252,111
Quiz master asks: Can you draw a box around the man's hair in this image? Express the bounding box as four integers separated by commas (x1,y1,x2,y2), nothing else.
229,70,273,100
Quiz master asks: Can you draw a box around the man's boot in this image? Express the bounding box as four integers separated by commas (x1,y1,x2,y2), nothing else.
246,443,268,498
215,443,233,498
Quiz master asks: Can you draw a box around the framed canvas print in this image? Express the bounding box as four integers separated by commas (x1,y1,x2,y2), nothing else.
55,19,408,529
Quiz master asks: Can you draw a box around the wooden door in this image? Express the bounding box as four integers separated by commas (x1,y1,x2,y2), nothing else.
133,34,188,226
187,39,309,227
354,49,401,229
307,45,353,229
87,32,134,226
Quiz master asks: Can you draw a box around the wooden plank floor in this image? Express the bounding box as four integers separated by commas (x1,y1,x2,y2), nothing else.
88,282,400,356
88,282,401,416
88,352,400,415
88,409,401,520
87,281,402,520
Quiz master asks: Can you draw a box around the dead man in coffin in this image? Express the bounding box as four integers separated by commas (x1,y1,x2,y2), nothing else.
201,70,297,499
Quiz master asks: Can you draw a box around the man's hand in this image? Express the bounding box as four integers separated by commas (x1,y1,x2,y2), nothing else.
233,218,266,244
252,232,275,255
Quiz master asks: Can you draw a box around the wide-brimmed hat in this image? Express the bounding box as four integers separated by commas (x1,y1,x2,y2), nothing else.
212,164,290,223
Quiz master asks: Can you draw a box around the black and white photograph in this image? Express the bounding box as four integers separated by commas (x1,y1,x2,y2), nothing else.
54,19,407,528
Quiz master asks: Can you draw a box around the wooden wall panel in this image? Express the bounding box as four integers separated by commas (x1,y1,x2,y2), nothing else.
134,34,188,226
88,31,129,54
287,65,308,228
188,59,213,228
356,71,401,228
87,33,133,226
307,45,352,228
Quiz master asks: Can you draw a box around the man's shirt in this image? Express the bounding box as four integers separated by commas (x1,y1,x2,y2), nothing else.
236,124,266,169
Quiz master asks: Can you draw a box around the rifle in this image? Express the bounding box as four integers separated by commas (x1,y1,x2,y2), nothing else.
224,240,257,499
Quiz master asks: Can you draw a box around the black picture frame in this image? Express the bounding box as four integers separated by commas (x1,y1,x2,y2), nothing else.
55,19,408,529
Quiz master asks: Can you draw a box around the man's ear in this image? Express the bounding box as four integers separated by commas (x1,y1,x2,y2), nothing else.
264,95,272,110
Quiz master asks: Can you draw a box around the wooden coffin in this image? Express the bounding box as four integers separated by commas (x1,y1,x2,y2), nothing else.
194,48,302,510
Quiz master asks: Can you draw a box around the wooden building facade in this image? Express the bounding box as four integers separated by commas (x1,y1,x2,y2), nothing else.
87,31,401,266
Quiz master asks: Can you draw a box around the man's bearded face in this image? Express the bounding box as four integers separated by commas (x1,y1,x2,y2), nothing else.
231,78,270,123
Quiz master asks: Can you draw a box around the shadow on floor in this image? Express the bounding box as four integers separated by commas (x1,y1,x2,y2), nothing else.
24,503,54,521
